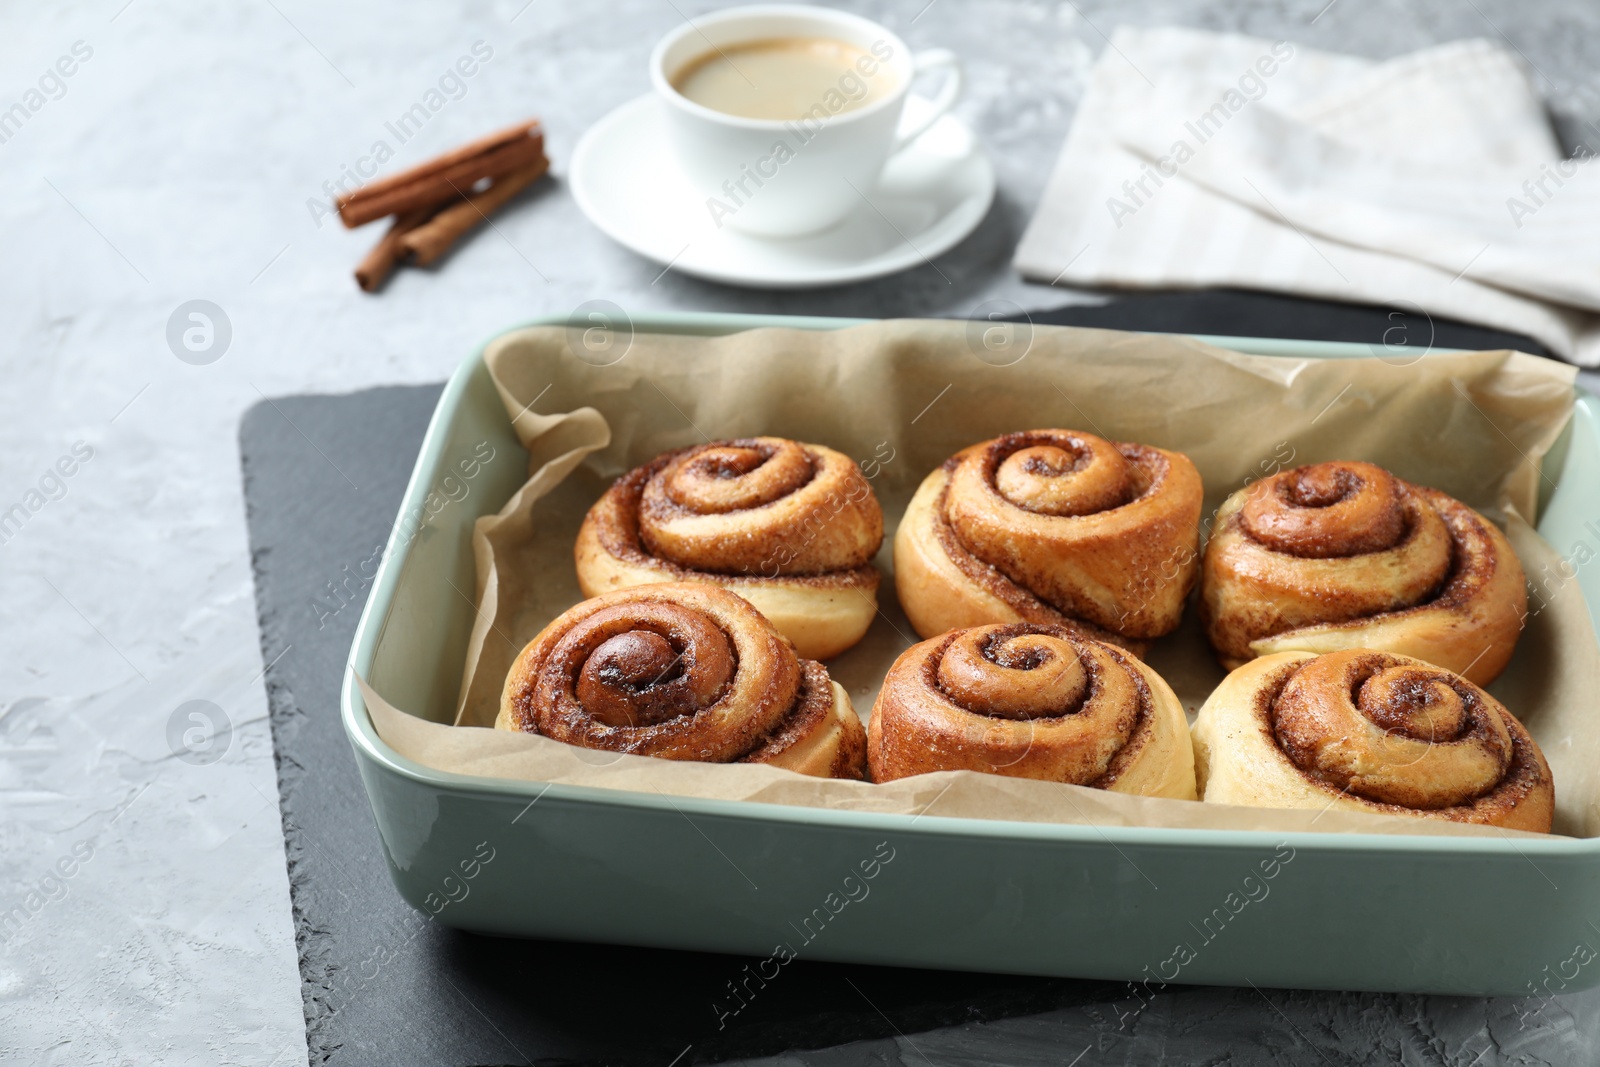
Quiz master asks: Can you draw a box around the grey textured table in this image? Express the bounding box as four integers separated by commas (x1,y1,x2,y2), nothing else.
5,0,1600,1064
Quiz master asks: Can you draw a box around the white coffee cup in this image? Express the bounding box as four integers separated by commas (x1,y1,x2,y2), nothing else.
650,4,964,238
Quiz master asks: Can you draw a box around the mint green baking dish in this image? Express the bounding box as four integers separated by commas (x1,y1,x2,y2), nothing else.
343,312,1600,996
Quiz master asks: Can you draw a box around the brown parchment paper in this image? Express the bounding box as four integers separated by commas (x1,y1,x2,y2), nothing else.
362,320,1600,839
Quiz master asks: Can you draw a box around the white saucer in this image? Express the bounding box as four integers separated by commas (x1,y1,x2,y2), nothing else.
569,93,995,289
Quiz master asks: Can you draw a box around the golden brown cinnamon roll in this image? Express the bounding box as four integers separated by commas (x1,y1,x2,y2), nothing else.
1192,650,1553,832
576,437,883,660
497,583,866,779
867,622,1196,797
894,430,1204,649
1202,461,1526,686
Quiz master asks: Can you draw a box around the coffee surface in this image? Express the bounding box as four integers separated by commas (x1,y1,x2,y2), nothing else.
671,37,894,120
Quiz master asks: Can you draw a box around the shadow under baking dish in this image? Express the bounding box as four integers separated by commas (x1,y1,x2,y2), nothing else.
343,311,1600,996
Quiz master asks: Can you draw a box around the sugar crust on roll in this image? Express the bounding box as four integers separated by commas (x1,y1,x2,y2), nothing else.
1202,461,1526,686
894,430,1203,653
1191,649,1553,832
868,622,1196,798
498,582,866,779
576,437,883,660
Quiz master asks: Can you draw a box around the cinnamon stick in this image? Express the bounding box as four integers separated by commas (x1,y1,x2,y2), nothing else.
399,153,550,266
337,129,544,228
354,208,435,292
338,119,537,209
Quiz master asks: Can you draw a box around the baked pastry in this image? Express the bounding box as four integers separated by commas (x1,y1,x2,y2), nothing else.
498,583,866,778
894,430,1203,651
576,437,883,660
867,622,1196,798
1192,649,1553,832
1202,460,1526,686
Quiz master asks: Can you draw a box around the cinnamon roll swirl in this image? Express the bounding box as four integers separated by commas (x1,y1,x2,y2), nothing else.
894,430,1204,649
867,622,1196,797
576,437,883,660
1191,649,1553,832
498,583,867,779
1202,461,1526,685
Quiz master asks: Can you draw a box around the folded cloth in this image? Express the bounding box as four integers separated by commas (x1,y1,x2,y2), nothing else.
1014,27,1600,365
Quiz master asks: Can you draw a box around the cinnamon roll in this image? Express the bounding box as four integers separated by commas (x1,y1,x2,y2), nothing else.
497,583,867,779
894,430,1203,651
576,437,883,660
1202,461,1526,686
1192,649,1553,832
867,622,1196,798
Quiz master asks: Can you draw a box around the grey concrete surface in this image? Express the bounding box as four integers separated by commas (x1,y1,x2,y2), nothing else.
3,0,1598,1064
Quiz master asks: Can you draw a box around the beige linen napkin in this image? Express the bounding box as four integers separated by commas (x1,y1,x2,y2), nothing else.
1015,28,1600,365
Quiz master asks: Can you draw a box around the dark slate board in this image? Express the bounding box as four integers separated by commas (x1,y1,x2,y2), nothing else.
1015,288,1553,357
242,294,1572,1067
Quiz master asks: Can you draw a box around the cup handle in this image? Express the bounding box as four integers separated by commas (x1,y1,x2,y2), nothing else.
891,48,964,154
